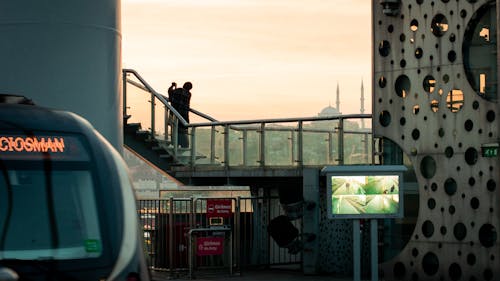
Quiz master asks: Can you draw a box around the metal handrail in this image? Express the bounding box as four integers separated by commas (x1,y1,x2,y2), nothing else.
123,68,376,168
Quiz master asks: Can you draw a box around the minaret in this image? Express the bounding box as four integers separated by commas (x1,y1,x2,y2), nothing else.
360,79,365,129
336,82,340,112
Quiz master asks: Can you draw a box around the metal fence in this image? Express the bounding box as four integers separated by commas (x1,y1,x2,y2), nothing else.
137,196,301,275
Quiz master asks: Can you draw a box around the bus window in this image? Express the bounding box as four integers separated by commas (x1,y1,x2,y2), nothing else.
0,169,102,260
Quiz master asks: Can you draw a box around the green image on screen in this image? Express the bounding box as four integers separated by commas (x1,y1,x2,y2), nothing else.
331,175,399,215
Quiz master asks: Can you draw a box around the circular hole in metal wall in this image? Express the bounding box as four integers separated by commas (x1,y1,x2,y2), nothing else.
422,220,435,237
379,41,391,57
438,128,445,137
430,100,439,112
444,178,457,195
422,252,439,276
448,50,457,62
460,9,467,18
443,74,450,83
388,25,394,33
431,14,449,37
454,223,467,241
431,183,438,191
483,268,493,281
400,117,406,126
395,75,411,98
469,177,475,186
445,147,454,158
411,19,419,31
467,253,476,265
479,224,497,248
393,262,406,279
423,75,436,93
400,33,406,42
449,205,456,214
464,119,474,131
487,179,496,191
470,197,480,209
379,111,391,127
472,100,479,109
415,47,423,59
428,198,436,209
447,89,464,112
379,76,387,88
412,129,420,140
400,59,407,68
412,248,419,257
465,147,478,165
440,226,447,235
486,110,495,122
448,263,462,281
463,3,497,102
413,105,420,115
449,33,456,42
421,156,437,179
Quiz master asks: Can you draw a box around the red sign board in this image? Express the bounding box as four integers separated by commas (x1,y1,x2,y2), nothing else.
206,199,232,218
197,237,224,256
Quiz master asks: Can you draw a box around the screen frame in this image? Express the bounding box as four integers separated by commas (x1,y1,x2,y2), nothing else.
322,165,407,219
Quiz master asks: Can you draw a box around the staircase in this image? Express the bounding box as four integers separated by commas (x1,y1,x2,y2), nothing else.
123,119,191,176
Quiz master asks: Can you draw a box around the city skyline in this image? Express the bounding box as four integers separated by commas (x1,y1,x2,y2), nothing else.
122,0,372,121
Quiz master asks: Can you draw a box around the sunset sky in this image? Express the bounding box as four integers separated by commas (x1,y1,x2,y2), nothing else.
121,0,371,121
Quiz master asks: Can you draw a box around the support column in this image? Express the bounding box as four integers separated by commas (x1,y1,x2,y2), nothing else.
302,168,320,274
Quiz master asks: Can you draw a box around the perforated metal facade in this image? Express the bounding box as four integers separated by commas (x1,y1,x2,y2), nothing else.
373,0,500,280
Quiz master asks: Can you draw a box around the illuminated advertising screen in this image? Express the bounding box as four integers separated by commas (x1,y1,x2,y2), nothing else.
323,165,406,219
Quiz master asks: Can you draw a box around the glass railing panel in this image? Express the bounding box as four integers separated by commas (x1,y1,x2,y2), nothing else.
343,131,372,165
302,129,330,166
125,79,152,133
213,125,226,166
227,126,244,166
264,122,295,166
153,96,167,141
242,126,260,167
193,125,217,166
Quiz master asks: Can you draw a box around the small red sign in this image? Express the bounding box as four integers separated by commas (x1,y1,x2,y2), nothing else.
206,199,232,218
197,237,224,256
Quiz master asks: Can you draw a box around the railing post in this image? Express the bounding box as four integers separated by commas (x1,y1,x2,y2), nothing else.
290,131,296,166
235,197,241,273
210,125,216,164
297,121,303,166
163,106,168,141
224,125,229,168
337,118,344,165
150,93,155,138
172,119,178,156
168,197,174,275
364,132,369,164
259,123,265,167
122,70,128,119
328,131,334,164
242,129,248,166
191,127,196,167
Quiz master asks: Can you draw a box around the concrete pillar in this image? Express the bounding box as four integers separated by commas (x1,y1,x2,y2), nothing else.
0,0,122,150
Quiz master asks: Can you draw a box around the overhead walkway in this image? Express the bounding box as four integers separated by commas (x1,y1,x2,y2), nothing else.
122,69,377,185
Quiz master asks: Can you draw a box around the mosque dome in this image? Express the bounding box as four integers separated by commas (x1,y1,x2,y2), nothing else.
318,105,341,117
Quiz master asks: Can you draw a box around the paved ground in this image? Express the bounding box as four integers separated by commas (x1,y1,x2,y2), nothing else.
151,269,354,281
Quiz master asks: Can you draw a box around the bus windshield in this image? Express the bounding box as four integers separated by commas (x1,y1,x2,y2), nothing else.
0,165,102,260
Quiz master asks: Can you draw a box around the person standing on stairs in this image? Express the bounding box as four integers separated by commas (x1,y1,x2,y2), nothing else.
168,81,192,148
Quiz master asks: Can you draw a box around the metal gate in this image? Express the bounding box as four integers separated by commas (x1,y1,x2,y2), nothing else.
137,196,302,275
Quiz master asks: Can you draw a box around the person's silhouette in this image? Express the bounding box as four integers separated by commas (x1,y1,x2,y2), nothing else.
168,81,192,148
